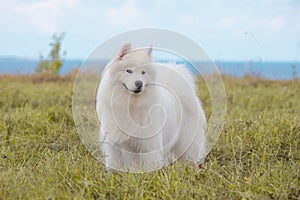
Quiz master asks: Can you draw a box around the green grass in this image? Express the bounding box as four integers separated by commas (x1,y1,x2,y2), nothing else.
0,75,299,199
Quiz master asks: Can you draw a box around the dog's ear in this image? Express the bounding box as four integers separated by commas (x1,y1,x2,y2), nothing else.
148,45,153,56
118,43,132,59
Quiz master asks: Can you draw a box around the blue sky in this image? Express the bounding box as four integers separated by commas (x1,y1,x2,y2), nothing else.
0,0,300,61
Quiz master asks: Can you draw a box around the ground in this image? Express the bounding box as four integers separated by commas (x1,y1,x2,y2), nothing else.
0,74,299,199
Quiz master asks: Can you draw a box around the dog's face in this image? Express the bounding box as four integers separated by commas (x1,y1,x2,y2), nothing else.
122,66,150,94
107,43,155,95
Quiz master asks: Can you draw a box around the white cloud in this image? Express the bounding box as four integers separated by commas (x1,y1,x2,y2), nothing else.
0,0,78,34
178,15,199,26
104,0,149,28
261,16,285,32
219,17,236,28
260,0,291,6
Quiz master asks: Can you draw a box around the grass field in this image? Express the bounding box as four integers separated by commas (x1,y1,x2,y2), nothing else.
0,74,299,199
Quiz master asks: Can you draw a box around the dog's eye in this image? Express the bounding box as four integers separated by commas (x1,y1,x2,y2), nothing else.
141,71,145,75
126,69,132,73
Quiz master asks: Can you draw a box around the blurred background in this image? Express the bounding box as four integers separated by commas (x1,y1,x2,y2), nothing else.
0,0,299,79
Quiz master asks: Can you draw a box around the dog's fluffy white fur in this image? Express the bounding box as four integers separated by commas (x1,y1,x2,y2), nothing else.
96,43,206,172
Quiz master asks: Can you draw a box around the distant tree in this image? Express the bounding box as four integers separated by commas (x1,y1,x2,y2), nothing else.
292,64,297,80
36,32,66,75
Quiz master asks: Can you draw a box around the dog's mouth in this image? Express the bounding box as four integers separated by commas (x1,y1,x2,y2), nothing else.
133,88,142,93
123,83,143,94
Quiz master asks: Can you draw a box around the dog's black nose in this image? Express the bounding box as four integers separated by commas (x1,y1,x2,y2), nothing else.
135,80,143,88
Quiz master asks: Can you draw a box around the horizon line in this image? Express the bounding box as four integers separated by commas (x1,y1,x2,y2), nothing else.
0,55,300,63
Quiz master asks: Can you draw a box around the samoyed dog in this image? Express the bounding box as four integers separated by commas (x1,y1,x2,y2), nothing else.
96,43,207,172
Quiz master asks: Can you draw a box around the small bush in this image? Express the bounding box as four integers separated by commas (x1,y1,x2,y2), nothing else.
36,33,66,75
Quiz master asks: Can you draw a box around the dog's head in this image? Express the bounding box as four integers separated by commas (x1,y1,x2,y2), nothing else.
107,43,155,95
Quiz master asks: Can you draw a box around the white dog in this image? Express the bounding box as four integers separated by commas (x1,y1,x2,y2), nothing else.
96,43,207,172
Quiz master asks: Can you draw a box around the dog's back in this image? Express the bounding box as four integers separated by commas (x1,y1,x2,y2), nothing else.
152,63,207,164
